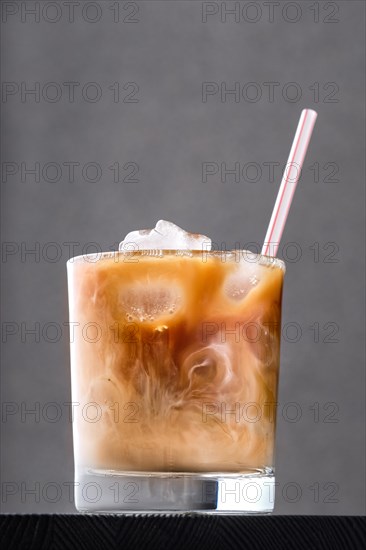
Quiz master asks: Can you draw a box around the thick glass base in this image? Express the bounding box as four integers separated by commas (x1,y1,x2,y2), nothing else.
75,468,275,514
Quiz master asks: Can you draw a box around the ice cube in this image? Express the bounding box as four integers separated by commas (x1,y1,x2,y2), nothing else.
121,281,182,322
224,263,260,301
119,220,211,251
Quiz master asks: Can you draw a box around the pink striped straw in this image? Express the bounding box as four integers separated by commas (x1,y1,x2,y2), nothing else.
262,109,318,257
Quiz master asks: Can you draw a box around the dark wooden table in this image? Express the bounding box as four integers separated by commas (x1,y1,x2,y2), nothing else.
0,515,365,549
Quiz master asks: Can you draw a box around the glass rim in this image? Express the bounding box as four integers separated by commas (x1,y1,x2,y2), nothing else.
67,249,286,272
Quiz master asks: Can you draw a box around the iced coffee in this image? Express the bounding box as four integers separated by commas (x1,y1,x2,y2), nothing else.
67,221,285,513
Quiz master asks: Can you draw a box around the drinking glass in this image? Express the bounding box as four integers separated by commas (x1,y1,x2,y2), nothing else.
67,249,285,513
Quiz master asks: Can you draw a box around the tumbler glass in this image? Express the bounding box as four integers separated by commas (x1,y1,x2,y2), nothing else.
67,249,285,513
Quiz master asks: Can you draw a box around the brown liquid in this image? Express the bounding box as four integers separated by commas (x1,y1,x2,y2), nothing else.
68,250,285,473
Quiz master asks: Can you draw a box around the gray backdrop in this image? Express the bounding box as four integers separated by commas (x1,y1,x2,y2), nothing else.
1,0,365,514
